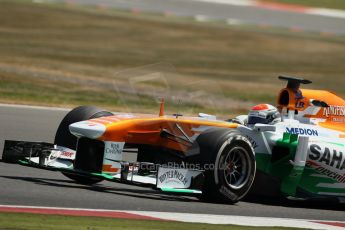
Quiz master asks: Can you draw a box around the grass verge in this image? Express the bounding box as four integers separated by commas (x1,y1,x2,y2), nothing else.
0,212,303,230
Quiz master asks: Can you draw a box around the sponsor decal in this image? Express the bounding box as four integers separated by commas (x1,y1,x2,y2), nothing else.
50,148,75,159
309,144,345,170
323,105,345,117
157,167,201,189
286,127,319,136
219,185,237,200
104,142,124,162
158,169,188,185
61,151,74,158
306,161,345,183
332,117,345,123
105,143,122,155
295,101,305,109
307,143,345,183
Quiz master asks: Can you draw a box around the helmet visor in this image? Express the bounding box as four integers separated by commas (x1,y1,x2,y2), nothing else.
248,112,280,125
248,116,271,125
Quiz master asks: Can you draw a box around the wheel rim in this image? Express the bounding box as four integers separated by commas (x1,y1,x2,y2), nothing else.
222,146,251,190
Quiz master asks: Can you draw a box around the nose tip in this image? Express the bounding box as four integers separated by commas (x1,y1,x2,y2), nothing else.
69,121,106,139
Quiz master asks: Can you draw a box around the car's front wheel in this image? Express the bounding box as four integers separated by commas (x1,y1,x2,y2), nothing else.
54,106,113,185
190,128,256,203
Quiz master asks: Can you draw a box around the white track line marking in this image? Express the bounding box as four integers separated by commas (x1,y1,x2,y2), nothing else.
0,104,136,116
0,103,71,112
307,8,345,19
190,0,345,19
190,0,255,6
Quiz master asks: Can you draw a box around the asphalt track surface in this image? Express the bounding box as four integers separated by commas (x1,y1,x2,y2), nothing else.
61,0,345,35
1,104,345,221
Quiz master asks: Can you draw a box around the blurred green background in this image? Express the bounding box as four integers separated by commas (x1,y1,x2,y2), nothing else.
0,0,344,117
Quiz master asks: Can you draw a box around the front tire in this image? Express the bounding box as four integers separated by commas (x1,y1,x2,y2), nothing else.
190,128,256,204
54,106,112,185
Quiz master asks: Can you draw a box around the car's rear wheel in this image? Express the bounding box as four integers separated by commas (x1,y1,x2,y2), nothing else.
54,106,112,185
189,128,256,204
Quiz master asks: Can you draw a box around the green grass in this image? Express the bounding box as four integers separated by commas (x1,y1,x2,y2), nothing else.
0,0,345,117
0,212,303,230
261,0,345,10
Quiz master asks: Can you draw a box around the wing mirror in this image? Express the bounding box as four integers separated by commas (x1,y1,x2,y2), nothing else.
310,99,329,108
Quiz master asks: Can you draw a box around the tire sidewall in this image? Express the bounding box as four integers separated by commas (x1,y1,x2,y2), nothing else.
214,135,256,202
54,106,112,185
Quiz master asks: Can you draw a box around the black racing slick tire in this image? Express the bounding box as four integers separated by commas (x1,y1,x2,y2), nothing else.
190,128,256,204
54,106,113,185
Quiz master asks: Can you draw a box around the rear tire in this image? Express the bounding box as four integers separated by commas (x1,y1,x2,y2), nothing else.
190,128,256,204
54,106,112,185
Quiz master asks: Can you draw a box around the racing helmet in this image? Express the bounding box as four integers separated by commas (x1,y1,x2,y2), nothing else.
248,104,281,125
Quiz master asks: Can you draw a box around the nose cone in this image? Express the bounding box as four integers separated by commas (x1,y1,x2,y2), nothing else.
69,121,106,139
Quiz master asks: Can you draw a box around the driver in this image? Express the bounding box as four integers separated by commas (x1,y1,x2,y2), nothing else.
247,104,281,125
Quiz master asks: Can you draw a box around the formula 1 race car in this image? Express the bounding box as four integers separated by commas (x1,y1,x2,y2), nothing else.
3,76,345,204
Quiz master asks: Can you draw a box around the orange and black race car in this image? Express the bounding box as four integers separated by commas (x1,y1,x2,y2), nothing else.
3,76,345,203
